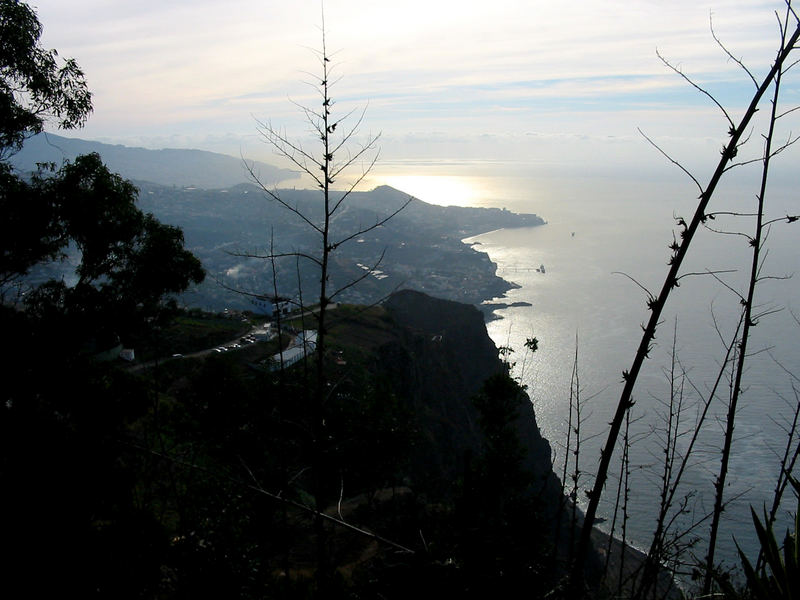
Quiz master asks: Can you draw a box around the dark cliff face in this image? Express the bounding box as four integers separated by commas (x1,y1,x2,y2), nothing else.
375,291,610,594
383,289,500,392
380,290,557,499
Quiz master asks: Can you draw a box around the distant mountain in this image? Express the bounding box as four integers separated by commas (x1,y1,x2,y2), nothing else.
9,133,297,188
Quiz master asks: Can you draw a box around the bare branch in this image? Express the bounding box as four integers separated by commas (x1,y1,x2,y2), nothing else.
611,271,655,302
701,223,754,240
763,214,800,226
243,159,324,235
724,132,800,173
330,150,382,216
677,269,738,281
702,269,746,302
776,103,800,119
784,55,800,72
711,13,758,87
330,196,413,251
255,118,324,175
330,132,381,183
330,105,370,157
329,248,386,301
656,48,735,131
228,248,324,268
787,0,800,25
134,442,416,555
638,128,703,192
326,106,360,137
704,210,759,218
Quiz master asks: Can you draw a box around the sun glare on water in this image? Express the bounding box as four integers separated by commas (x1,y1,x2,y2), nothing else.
379,175,482,208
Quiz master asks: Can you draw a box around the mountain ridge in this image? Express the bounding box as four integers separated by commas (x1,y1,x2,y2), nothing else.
10,133,297,189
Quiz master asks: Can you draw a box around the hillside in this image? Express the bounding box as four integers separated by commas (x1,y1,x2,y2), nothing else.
11,135,545,314
134,181,544,311
10,133,297,188
313,291,677,598
130,290,573,596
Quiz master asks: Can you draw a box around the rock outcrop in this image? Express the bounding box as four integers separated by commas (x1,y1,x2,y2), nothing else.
381,289,560,503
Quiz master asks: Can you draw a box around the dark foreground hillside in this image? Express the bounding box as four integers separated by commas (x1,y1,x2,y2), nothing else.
3,288,641,598
261,289,581,597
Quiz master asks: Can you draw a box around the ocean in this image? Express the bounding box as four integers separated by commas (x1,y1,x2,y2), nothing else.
377,165,800,581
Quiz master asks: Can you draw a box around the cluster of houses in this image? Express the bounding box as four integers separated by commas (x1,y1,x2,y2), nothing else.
250,294,294,318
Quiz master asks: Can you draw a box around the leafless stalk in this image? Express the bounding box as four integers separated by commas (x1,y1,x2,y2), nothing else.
240,9,409,584
573,11,800,588
701,10,792,590
618,410,632,598
710,13,758,87
756,385,800,572
655,50,736,132
568,339,583,564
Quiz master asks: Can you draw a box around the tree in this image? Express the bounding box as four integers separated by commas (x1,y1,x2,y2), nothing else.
1,152,205,349
20,153,205,336
0,0,93,287
240,11,409,586
0,0,204,332
452,372,551,596
0,0,91,158
0,3,204,595
0,160,64,287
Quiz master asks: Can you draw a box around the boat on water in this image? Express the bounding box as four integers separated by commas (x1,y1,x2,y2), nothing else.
538,264,545,273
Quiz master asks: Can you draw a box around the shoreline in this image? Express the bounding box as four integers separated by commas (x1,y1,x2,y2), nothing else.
478,300,532,321
463,223,544,321
591,527,684,599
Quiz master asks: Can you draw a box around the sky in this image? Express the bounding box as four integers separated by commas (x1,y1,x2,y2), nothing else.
30,0,800,191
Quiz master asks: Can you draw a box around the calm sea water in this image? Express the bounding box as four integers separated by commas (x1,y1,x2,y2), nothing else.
385,167,800,577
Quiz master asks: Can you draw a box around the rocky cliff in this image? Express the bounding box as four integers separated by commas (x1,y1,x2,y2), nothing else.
369,291,671,597
310,289,580,596
381,289,559,499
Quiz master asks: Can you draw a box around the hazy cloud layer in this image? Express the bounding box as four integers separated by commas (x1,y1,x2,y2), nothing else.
32,0,796,175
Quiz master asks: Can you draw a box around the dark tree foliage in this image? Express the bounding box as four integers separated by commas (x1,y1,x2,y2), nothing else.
0,0,92,285
16,154,206,340
0,0,91,157
0,344,165,597
0,174,205,589
0,160,64,285
0,2,200,311
455,373,550,595
0,3,205,596
358,372,552,599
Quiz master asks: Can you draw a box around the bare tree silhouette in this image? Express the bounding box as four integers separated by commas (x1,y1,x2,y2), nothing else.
572,5,800,592
235,9,411,585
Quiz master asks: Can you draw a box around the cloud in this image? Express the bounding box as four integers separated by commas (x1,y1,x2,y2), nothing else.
32,0,796,177
225,264,246,279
